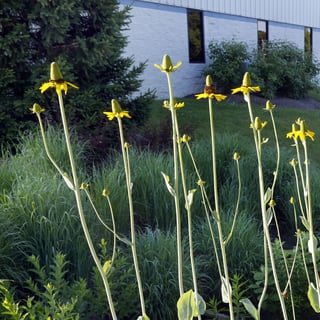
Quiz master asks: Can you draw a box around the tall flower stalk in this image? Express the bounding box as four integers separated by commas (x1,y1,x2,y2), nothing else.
103,99,148,320
36,62,118,319
196,76,236,319
232,72,288,320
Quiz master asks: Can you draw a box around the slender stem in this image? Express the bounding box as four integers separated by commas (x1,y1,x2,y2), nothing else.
57,93,118,319
166,72,184,296
117,117,146,316
246,94,288,320
208,98,234,320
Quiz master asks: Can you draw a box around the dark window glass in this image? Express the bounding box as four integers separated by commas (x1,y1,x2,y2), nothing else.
305,27,312,53
187,9,205,63
258,20,268,51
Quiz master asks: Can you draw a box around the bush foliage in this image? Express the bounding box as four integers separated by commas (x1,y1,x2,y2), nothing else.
205,40,320,99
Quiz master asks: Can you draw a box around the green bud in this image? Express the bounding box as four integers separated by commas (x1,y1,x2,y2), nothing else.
50,62,63,81
111,99,122,114
265,100,275,110
161,54,173,72
30,103,45,114
242,72,252,87
206,75,213,86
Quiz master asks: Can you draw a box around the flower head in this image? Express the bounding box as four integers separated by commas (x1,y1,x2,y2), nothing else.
250,117,268,131
30,103,45,115
264,100,276,111
103,99,132,121
195,75,227,101
163,98,185,109
154,54,182,73
40,62,79,95
231,72,261,95
286,118,315,141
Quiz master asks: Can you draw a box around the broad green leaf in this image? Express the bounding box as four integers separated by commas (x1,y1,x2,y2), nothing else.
161,172,176,197
177,290,194,320
308,283,320,313
193,293,206,316
177,290,206,320
240,298,259,320
221,276,232,303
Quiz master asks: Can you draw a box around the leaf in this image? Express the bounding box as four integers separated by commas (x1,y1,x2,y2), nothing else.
264,187,272,204
185,189,197,209
161,172,176,197
300,215,310,231
177,290,206,320
62,173,74,190
177,290,194,320
308,235,318,254
308,283,320,313
240,298,259,320
266,207,273,226
221,276,232,303
137,313,150,320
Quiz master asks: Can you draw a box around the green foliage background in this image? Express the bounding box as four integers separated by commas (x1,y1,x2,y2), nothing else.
0,0,154,151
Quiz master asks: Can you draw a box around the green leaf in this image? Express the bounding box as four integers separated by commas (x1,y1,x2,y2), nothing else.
137,313,150,320
177,290,206,320
221,276,232,304
161,172,176,197
308,283,320,313
300,215,310,231
240,298,259,320
264,187,272,204
185,189,197,209
177,290,194,320
266,207,273,226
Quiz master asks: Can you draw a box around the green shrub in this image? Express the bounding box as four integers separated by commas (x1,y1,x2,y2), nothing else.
250,41,320,99
204,41,251,92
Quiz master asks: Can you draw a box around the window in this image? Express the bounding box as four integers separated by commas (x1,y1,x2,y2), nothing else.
305,27,312,53
187,9,205,63
258,20,268,51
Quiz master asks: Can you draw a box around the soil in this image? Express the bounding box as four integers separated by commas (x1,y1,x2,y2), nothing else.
227,93,320,110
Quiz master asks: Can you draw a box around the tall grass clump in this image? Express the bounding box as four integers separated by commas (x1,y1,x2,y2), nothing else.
0,126,94,281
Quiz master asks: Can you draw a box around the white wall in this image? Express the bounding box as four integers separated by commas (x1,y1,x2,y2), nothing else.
268,22,304,49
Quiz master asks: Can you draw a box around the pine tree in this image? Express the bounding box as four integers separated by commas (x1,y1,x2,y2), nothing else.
0,0,153,152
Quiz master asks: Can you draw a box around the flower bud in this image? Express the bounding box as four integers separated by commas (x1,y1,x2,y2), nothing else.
265,100,275,110
50,62,63,81
102,189,110,197
206,75,213,86
161,54,173,72
233,152,240,160
30,103,45,114
242,72,252,87
111,99,122,114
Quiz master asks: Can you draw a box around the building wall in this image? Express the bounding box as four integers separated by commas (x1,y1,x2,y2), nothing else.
120,0,320,98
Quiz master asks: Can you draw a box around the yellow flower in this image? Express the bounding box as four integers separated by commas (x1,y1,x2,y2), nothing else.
264,100,276,111
286,118,315,141
154,54,182,73
163,99,185,109
103,99,132,121
195,75,227,101
231,72,261,95
40,62,79,95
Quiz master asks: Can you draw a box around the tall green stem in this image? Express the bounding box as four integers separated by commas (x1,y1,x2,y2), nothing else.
166,72,184,296
245,94,288,320
117,118,146,316
57,93,118,319
208,98,234,320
